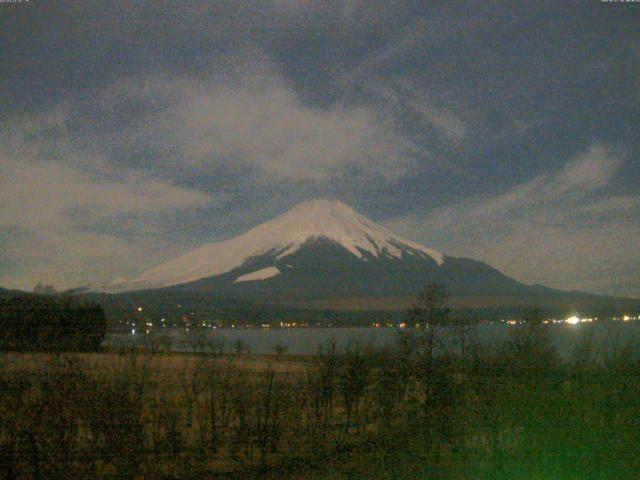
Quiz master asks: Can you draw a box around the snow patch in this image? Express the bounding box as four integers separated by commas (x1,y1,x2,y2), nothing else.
233,266,281,283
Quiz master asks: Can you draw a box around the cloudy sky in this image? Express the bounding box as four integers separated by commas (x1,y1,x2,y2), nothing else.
1,0,638,297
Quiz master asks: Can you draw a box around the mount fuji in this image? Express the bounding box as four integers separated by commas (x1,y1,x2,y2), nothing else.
98,199,577,308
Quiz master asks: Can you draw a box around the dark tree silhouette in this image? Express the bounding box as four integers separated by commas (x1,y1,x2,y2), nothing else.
405,283,451,362
407,283,451,329
0,295,107,351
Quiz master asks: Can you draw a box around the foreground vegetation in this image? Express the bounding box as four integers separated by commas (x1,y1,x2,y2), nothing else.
1,320,639,479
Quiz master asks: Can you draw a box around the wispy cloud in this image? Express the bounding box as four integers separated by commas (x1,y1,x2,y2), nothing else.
0,109,214,290
338,19,428,85
411,144,623,232
364,78,468,146
0,159,211,229
337,19,469,151
386,143,640,297
95,55,420,183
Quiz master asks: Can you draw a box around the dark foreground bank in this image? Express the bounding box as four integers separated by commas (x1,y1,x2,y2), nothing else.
1,322,639,479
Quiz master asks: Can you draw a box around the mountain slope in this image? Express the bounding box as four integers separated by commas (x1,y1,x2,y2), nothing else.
165,236,528,301
98,199,633,310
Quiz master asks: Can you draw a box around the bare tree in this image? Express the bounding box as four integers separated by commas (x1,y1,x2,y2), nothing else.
407,283,451,361
234,338,248,355
274,343,288,360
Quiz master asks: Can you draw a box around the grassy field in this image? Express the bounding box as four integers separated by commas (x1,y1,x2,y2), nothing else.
1,326,640,479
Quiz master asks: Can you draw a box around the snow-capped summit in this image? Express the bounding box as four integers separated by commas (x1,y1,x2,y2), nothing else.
103,199,444,293
242,199,444,264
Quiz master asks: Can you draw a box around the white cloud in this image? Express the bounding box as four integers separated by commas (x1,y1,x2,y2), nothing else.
385,143,640,297
102,57,418,182
0,111,213,291
0,158,211,230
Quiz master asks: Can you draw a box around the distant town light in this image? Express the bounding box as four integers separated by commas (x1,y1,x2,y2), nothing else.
131,328,136,335
137,306,143,312
566,315,580,325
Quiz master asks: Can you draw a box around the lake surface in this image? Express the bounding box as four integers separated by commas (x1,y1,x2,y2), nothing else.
105,322,640,359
